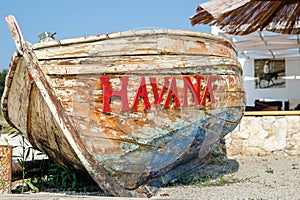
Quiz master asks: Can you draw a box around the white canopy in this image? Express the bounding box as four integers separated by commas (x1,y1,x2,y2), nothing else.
220,31,300,59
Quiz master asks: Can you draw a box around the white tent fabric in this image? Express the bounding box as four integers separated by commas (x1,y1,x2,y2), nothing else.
220,31,300,59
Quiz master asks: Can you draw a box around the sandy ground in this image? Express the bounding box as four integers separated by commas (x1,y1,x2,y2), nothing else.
152,155,300,200
1,155,299,200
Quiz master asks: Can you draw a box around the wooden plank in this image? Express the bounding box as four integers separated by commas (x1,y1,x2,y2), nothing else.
39,55,242,76
33,35,236,60
5,57,31,135
244,110,300,116
32,29,235,50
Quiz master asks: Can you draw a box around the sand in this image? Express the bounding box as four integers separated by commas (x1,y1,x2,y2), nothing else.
152,155,300,200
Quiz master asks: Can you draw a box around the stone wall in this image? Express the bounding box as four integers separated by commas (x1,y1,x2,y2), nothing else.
225,115,300,156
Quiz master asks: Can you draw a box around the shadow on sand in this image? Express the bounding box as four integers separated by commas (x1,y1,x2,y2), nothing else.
165,142,240,186
174,157,239,186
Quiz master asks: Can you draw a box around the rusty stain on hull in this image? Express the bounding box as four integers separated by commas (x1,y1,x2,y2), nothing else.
1,15,246,197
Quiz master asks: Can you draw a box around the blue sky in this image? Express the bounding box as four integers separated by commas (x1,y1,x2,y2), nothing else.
0,0,210,70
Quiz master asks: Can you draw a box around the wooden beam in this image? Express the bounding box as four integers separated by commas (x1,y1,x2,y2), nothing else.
244,110,300,116
0,145,12,193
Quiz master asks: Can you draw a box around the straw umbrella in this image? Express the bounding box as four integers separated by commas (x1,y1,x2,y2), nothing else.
190,0,300,35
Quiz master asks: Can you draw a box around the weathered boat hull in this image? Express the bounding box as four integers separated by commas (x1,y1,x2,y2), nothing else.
2,16,245,197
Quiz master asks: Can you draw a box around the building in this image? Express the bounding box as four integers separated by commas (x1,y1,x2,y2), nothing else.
212,27,300,156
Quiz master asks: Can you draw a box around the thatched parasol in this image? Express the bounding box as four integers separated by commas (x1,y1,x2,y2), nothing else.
190,0,300,35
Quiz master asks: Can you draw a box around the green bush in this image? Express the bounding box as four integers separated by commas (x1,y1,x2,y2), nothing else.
0,69,8,98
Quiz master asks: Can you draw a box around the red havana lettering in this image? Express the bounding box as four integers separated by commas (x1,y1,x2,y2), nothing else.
149,77,169,108
182,76,201,106
200,76,215,104
101,76,130,112
130,77,151,111
163,77,180,109
101,75,215,113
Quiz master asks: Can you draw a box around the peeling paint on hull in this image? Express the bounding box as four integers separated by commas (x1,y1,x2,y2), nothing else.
2,15,245,197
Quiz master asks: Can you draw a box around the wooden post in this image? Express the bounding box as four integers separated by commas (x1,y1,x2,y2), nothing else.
0,145,12,193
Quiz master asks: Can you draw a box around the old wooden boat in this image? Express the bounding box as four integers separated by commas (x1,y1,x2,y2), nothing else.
2,15,245,197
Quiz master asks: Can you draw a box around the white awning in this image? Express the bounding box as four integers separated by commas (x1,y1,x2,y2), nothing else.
220,31,300,59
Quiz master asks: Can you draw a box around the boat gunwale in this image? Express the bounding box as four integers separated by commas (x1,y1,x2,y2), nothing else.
32,29,236,53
